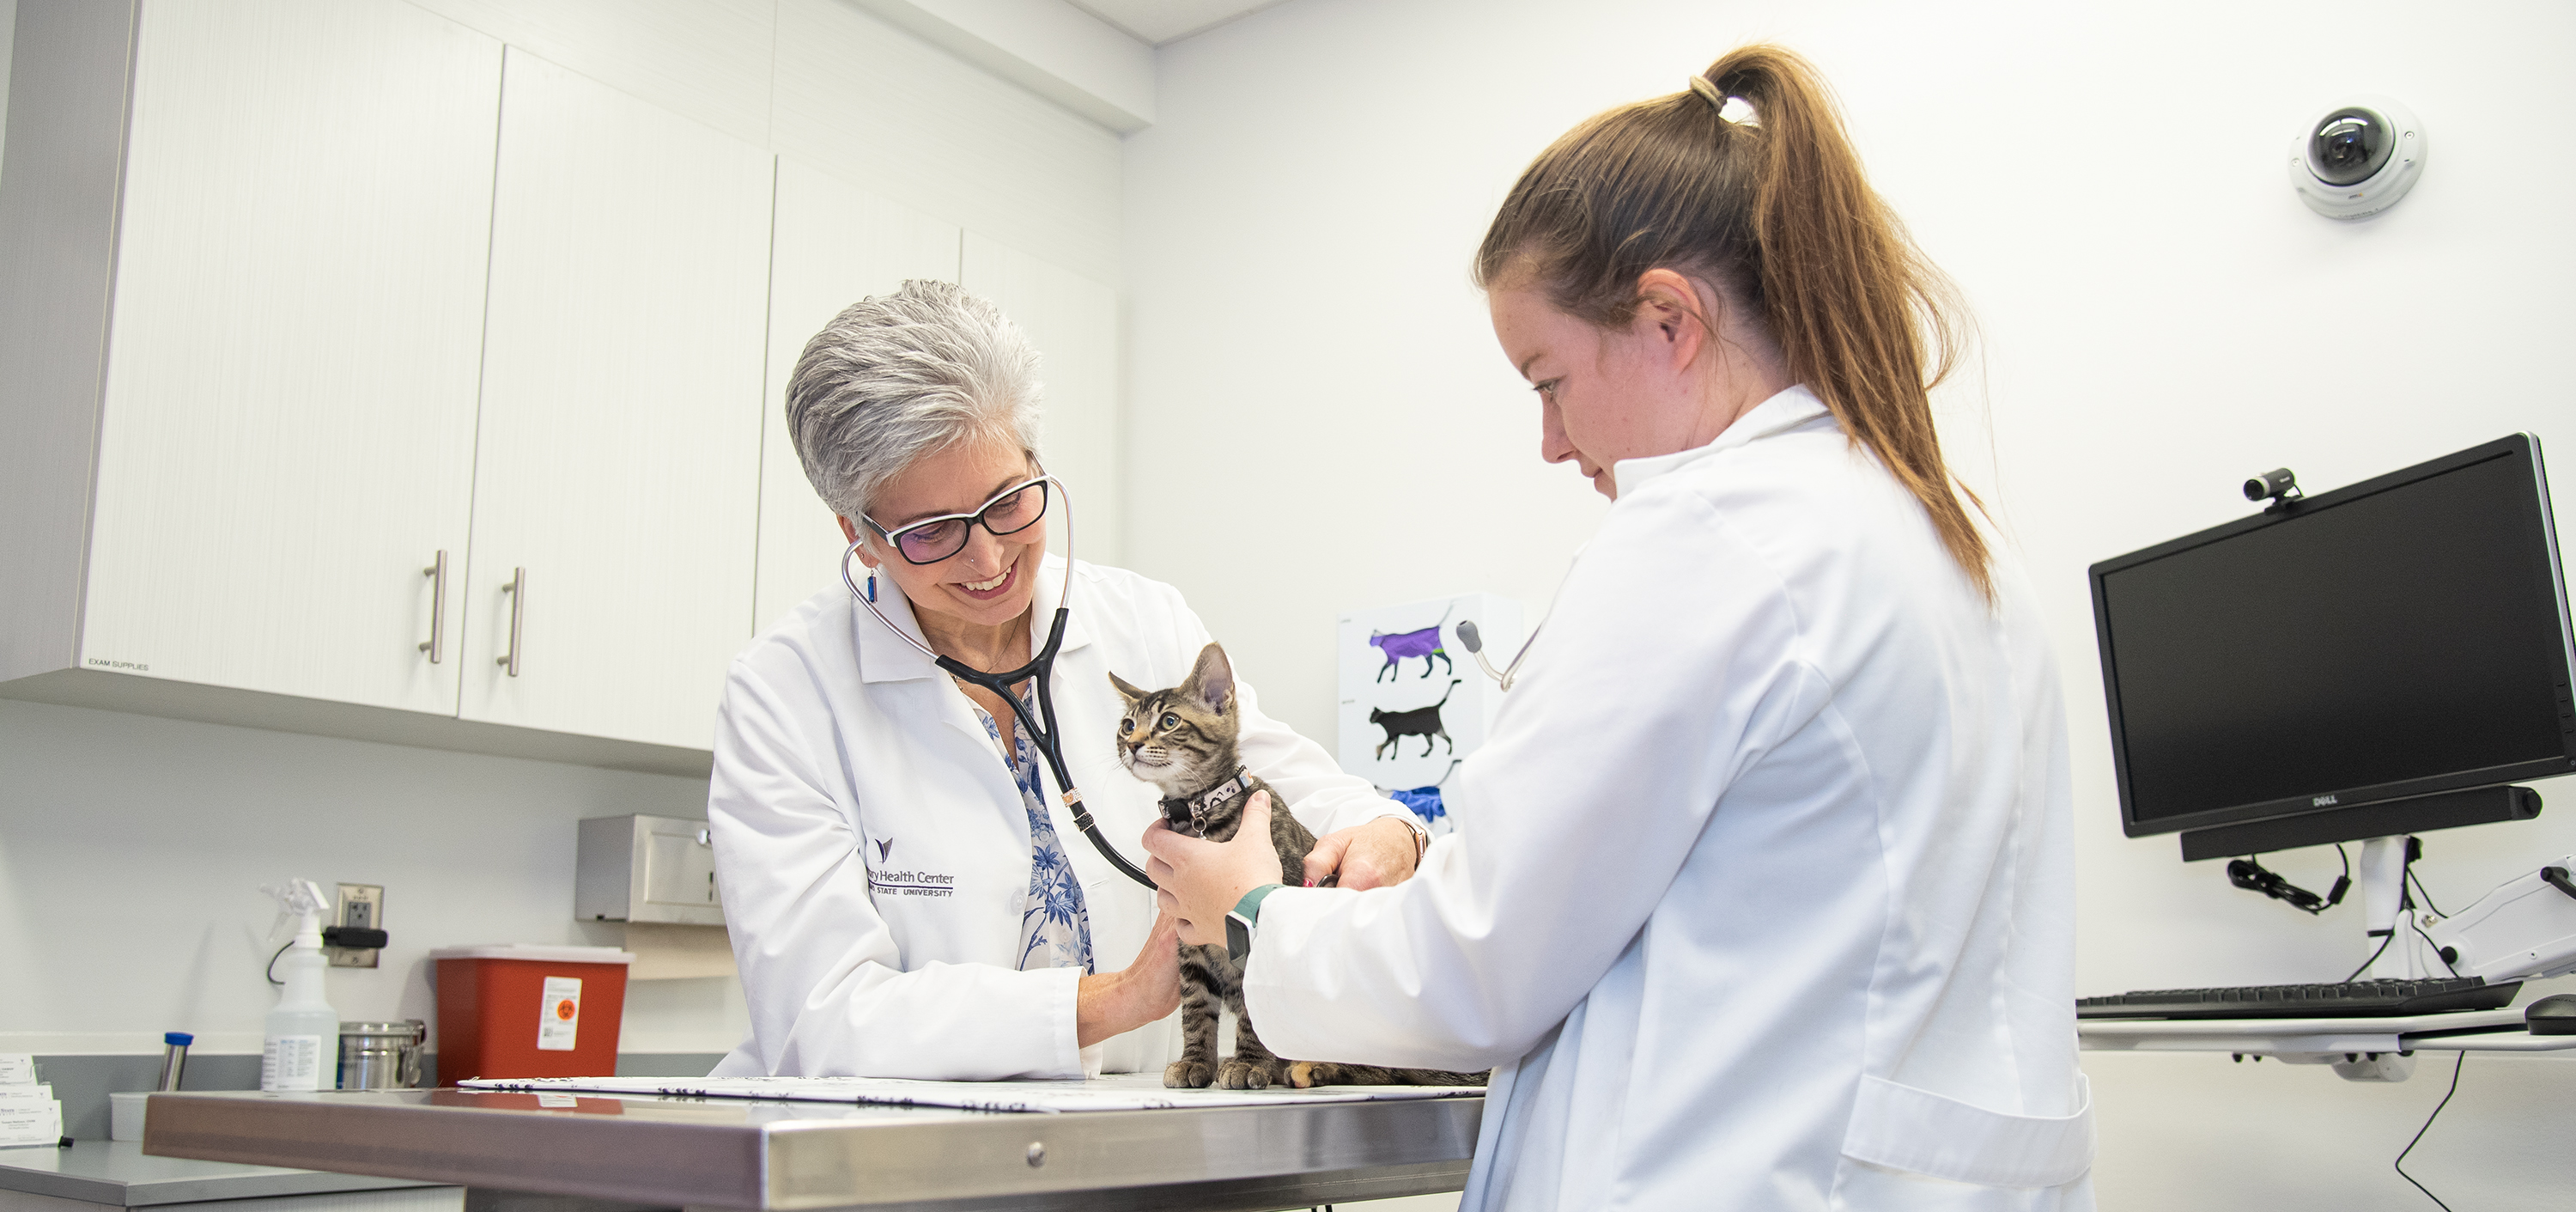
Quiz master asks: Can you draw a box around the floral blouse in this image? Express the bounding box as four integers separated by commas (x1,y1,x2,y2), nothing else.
971,690,1095,974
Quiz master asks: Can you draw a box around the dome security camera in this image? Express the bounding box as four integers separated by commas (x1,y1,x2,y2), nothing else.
2288,97,2427,219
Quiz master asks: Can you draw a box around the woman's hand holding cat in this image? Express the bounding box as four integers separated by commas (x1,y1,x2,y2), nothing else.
1074,910,1183,1046
1303,818,1422,891
1144,790,1293,947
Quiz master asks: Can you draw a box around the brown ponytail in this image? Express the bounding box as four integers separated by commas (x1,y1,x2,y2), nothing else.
1475,45,1991,601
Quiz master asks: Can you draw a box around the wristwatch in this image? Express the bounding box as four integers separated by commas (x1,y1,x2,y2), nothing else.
1225,884,1283,964
1390,813,1431,861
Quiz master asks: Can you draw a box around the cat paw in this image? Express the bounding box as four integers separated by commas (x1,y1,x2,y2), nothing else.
1286,1062,1341,1089
1218,1057,1289,1090
1163,1059,1215,1089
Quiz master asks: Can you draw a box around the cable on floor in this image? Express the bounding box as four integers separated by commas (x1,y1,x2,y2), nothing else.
2392,1051,2464,1210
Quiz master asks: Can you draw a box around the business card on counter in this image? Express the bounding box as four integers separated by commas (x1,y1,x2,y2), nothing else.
0,1104,62,1148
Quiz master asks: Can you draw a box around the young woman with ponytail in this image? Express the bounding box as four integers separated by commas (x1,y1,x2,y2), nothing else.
1147,46,2093,1210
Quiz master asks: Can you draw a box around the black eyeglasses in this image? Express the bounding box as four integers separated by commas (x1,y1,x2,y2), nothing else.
864,476,1054,565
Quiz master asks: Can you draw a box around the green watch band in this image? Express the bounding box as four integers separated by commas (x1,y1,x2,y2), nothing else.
1225,883,1283,964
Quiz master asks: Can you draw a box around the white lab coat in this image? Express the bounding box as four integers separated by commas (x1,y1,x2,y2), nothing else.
706,556,1404,1080
1245,387,2095,1210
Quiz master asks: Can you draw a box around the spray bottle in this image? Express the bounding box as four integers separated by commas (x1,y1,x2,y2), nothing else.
260,880,338,1092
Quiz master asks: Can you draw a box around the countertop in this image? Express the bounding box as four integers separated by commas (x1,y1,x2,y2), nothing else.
0,1138,448,1207
140,1082,1484,1211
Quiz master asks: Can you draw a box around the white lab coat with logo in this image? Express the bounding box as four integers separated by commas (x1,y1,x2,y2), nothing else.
706,557,1403,1080
1245,387,2095,1210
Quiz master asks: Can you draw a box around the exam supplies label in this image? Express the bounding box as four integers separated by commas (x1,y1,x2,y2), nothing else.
262,1035,325,1091
538,976,582,1051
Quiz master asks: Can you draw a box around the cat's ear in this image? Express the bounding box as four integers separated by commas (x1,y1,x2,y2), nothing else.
1184,643,1235,715
1107,672,1145,703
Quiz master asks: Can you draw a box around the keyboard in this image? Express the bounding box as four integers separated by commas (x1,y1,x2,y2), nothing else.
2076,978,2520,1020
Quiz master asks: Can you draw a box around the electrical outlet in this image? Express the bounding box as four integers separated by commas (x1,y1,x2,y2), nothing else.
330,883,383,969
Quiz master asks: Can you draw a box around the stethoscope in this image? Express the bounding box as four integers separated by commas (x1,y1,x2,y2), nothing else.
1456,618,1543,691
841,478,1157,889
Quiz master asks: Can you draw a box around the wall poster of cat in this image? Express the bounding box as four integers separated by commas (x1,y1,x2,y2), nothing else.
1335,591,1522,832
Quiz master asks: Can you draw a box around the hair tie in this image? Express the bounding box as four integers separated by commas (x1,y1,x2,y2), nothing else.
1687,76,1760,127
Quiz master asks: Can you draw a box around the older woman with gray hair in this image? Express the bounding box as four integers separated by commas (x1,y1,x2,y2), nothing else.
705,280,1425,1081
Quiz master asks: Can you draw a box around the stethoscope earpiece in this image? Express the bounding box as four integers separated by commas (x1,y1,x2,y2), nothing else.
1457,617,1543,691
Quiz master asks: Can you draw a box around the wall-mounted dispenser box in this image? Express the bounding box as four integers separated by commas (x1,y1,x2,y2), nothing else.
576,814,723,926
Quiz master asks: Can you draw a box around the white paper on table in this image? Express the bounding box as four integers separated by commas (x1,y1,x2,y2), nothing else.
0,1101,62,1146
457,1072,1482,1114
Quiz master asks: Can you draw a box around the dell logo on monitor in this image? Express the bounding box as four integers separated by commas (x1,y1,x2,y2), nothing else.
2312,795,2340,807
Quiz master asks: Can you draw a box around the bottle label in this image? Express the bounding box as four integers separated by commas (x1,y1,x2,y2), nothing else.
537,976,582,1051
261,1035,325,1091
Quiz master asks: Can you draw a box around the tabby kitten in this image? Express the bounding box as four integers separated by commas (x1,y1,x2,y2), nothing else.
1111,642,1485,1092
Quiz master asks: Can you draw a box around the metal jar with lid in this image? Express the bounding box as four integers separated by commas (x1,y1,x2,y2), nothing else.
337,1020,427,1089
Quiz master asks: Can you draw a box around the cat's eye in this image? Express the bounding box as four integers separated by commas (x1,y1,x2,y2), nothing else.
1158,713,1178,729
1119,717,1132,734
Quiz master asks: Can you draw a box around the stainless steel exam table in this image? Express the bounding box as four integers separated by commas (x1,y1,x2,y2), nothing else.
141,1087,1482,1212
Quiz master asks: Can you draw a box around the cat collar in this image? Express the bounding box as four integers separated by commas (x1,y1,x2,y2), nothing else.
1163,766,1252,838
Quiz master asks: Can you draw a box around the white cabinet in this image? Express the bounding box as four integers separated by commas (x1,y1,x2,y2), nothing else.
2,4,765,770
456,49,774,751
752,159,962,634
71,0,501,713
0,3,1124,774
958,235,1124,565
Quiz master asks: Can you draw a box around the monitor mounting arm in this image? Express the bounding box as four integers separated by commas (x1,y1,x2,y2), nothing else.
2355,835,2433,980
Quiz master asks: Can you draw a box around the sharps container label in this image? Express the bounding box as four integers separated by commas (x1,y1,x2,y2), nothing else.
537,976,582,1051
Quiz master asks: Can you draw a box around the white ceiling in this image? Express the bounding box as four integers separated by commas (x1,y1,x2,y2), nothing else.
1067,0,1291,45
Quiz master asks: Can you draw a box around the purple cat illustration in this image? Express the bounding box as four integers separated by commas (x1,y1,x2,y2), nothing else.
1368,623,1454,682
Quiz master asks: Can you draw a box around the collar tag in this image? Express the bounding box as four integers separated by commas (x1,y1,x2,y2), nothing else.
1168,767,1251,838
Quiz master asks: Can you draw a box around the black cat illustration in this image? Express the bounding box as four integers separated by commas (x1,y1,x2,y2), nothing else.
1371,679,1462,759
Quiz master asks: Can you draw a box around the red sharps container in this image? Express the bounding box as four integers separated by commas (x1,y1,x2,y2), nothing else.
429,946,633,1081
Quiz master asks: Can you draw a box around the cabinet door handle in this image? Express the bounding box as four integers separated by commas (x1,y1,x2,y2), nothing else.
419,551,449,663
497,567,526,677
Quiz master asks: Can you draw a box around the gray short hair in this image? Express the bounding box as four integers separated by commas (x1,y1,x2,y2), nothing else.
784,280,1044,522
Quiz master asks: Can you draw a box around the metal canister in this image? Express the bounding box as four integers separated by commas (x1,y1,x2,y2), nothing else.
337,1020,428,1089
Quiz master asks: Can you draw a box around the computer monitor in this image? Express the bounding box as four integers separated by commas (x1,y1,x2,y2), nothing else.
2089,434,2576,862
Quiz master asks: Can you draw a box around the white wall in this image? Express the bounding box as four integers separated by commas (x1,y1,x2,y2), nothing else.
0,697,744,1056
1123,1,2576,1208
1,0,1123,1063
